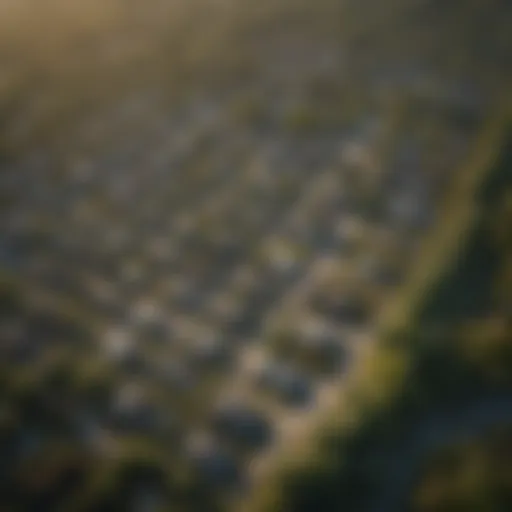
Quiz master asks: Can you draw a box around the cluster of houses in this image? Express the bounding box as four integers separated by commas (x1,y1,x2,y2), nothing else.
0,59,485,507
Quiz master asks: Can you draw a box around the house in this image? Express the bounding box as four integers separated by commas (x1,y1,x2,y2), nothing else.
256,362,313,407
309,287,370,327
136,318,172,347
188,337,232,375
296,322,348,375
211,404,273,452
1,318,40,365
103,326,147,375
109,384,159,435
186,432,241,489
160,360,196,393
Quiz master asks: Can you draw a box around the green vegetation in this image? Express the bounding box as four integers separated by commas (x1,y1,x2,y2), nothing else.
412,426,512,512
